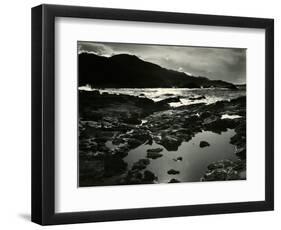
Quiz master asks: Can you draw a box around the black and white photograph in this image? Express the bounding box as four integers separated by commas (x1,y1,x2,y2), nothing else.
78,41,247,187
29,3,274,225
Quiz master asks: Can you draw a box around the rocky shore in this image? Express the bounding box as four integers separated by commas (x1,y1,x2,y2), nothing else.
79,90,246,186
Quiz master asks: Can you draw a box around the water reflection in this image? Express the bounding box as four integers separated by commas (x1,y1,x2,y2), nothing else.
123,129,237,183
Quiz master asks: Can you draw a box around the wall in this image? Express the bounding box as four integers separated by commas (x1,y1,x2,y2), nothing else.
0,0,279,229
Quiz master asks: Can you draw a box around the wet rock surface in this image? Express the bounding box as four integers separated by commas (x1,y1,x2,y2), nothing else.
79,90,246,186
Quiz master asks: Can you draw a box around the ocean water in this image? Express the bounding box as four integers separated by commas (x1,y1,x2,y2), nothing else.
79,86,246,107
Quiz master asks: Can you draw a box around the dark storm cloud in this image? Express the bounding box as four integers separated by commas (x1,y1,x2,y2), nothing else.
78,41,246,84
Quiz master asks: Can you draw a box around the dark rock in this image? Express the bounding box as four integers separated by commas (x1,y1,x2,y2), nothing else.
85,121,101,128
230,96,246,105
200,111,212,119
230,120,246,160
199,141,210,148
235,147,246,159
127,138,143,149
147,148,163,159
167,169,180,175
159,136,182,151
226,168,240,180
79,160,105,186
79,138,98,152
132,159,150,170
127,129,152,143
202,168,228,181
168,178,180,183
104,155,128,177
164,93,174,97
121,169,144,185
204,118,238,134
157,97,181,105
112,145,129,158
112,138,126,145
121,116,142,125
86,151,105,159
202,159,245,181
122,169,157,184
147,152,163,159
91,90,100,96
147,148,163,153
184,115,201,124
143,170,157,182
112,129,152,152
189,95,206,101
203,168,240,181
202,115,220,125
182,115,202,133
175,128,190,135
207,160,233,170
173,157,183,162
146,135,153,145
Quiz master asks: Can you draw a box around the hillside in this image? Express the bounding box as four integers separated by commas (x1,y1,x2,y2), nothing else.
78,53,237,89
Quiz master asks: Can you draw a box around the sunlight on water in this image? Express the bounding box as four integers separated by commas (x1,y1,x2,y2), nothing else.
221,114,242,119
79,86,246,107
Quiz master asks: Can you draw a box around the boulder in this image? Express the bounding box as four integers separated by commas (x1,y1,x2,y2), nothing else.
147,152,163,159
147,148,163,153
159,136,182,151
127,138,143,149
199,141,210,148
167,169,180,175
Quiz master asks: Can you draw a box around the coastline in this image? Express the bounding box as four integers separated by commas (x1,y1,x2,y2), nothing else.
79,89,246,187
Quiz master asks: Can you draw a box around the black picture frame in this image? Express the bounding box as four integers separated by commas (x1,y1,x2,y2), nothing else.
31,4,274,225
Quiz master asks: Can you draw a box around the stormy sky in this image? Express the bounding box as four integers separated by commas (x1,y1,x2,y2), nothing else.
78,41,246,84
